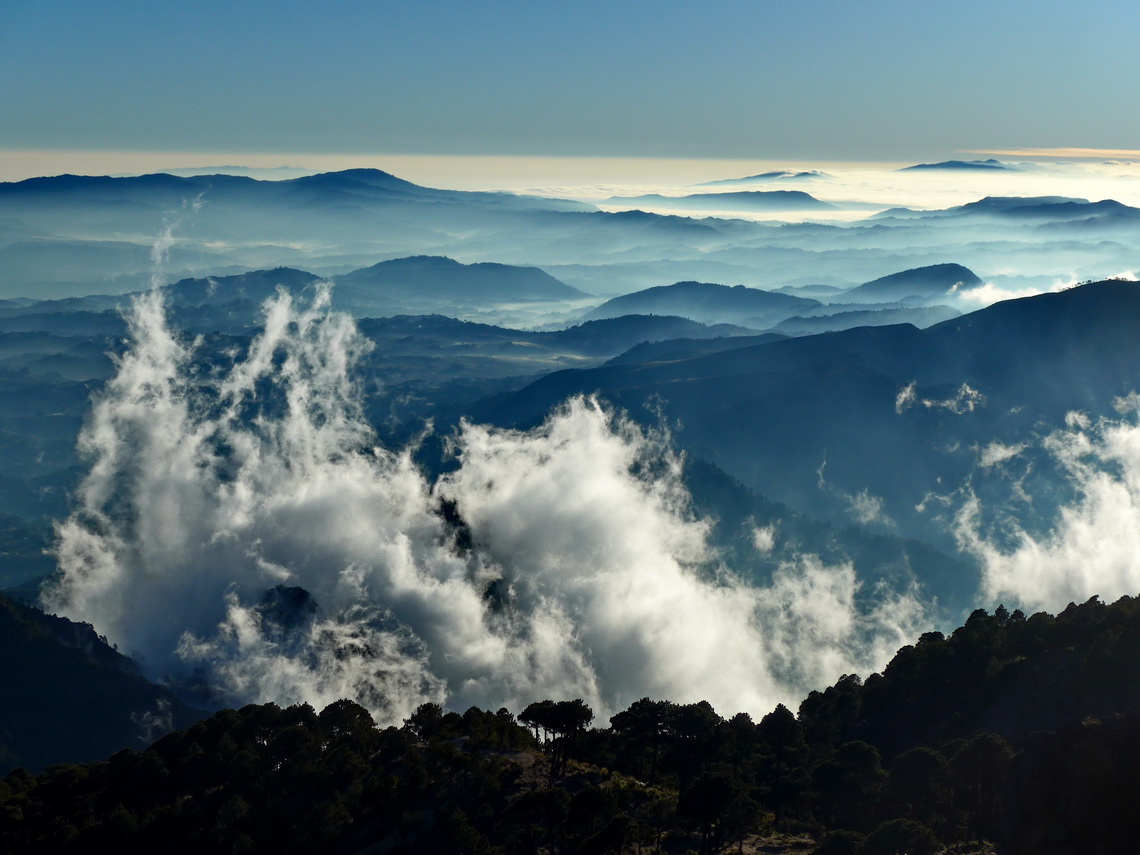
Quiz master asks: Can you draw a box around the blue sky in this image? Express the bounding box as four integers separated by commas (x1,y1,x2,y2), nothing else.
3,0,1139,163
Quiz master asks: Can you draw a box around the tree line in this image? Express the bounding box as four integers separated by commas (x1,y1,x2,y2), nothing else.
5,593,1140,853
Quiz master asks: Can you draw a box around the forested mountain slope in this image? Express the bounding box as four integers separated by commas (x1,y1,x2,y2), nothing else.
4,595,1140,854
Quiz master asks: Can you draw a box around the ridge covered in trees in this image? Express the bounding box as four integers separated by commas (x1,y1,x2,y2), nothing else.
0,594,204,773
4,594,1140,853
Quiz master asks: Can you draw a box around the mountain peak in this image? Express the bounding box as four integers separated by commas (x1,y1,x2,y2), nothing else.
899,159,1013,172
288,168,424,191
337,255,586,302
582,280,820,326
843,263,983,302
605,189,836,212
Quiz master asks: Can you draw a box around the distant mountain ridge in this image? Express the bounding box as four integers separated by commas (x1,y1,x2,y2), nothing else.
0,168,594,214
841,263,983,302
356,312,756,361
957,196,1140,221
336,255,588,306
698,169,831,185
606,190,836,211
772,304,961,335
579,266,981,331
899,159,1013,171
0,258,589,333
165,267,321,307
2,168,1136,318
874,195,1140,225
581,280,820,327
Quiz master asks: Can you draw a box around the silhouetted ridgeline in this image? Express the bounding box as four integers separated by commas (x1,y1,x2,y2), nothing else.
5,594,1140,853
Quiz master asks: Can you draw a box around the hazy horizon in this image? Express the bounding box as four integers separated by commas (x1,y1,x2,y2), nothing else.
8,151,1140,227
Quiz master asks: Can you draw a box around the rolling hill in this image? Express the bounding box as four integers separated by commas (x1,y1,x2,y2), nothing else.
841,263,983,302
606,189,836,211
581,281,819,327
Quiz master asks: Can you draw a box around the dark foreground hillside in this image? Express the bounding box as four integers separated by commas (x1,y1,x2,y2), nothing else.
0,595,204,773
5,594,1140,854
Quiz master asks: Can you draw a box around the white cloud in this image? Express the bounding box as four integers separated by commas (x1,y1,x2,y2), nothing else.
895,381,917,414
819,456,895,528
847,489,889,526
978,441,1027,468
957,274,1137,309
956,403,1140,612
896,381,985,415
953,281,1064,308
751,524,777,554
46,286,931,723
927,383,985,414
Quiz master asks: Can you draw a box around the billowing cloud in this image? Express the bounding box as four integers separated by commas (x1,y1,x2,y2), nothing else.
46,287,929,723
956,397,1140,612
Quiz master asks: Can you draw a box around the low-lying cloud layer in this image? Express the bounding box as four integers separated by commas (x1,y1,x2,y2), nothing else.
47,287,928,723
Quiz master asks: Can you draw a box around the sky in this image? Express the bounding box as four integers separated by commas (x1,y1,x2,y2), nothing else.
4,0,1140,178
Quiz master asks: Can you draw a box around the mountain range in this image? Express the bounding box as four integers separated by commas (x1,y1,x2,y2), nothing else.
605,190,837,211
698,169,832,185
2,170,1136,309
899,159,1013,171
579,265,978,328
467,280,1140,563
581,281,820,327
3,270,1134,609
875,195,1140,225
